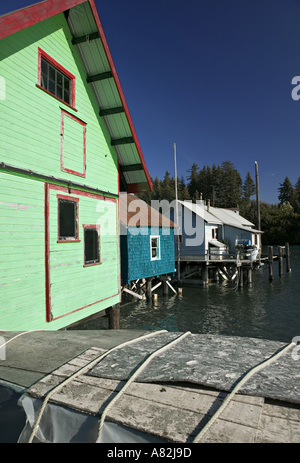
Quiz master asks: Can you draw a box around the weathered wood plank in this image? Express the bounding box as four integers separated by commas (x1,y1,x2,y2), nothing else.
256,412,300,443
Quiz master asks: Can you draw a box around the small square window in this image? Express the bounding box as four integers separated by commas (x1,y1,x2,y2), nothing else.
150,235,160,261
38,48,75,109
83,225,101,266
57,195,79,242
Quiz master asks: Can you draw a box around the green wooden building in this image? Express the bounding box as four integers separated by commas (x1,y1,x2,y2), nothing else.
0,0,152,331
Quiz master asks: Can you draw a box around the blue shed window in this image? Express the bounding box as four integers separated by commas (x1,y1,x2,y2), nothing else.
150,235,160,260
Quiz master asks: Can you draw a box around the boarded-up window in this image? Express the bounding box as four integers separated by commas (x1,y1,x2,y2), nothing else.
57,195,79,242
83,225,101,266
61,110,86,178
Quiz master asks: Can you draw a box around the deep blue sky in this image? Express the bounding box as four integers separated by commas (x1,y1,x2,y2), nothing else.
2,0,300,204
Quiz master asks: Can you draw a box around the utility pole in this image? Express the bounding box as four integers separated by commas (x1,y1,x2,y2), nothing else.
174,143,180,282
255,161,261,231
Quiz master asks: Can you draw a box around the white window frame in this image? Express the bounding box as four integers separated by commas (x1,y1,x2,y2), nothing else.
211,226,219,240
150,235,160,261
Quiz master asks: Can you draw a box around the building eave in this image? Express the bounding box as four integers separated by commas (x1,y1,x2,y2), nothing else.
0,0,152,193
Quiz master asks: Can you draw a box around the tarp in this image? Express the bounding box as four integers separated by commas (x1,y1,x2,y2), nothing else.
87,333,300,404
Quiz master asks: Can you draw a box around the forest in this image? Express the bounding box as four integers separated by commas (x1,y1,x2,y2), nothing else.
137,160,300,245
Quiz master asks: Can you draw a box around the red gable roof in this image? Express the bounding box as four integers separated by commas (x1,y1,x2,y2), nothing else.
0,0,152,193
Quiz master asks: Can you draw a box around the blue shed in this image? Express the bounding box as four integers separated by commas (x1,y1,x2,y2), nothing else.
119,193,176,286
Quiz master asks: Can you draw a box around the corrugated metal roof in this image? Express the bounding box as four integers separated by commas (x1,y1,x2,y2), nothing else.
207,206,262,233
178,201,262,234
208,206,255,228
67,2,152,193
178,200,223,224
120,193,176,228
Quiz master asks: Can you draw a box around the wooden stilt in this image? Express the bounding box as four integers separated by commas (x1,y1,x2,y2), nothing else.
268,246,274,281
146,278,152,300
163,280,169,296
202,265,209,286
107,304,120,329
278,246,283,277
238,267,243,287
247,268,253,285
285,242,291,273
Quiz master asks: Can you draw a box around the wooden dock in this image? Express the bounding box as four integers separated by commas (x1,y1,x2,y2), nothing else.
1,330,299,443
176,243,291,287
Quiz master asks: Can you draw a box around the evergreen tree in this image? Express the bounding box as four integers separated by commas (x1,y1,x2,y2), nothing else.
187,163,199,199
178,176,190,200
217,160,242,208
242,172,256,201
278,177,296,208
161,171,175,202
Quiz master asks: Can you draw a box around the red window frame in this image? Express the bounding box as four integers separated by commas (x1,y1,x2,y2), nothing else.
37,48,77,111
83,224,101,267
60,109,87,178
57,194,80,243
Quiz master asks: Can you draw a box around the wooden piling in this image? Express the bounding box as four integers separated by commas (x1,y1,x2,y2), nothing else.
247,268,253,285
107,304,120,329
268,246,274,281
238,267,243,287
163,280,169,296
202,265,209,286
285,242,291,273
146,278,152,300
278,246,283,277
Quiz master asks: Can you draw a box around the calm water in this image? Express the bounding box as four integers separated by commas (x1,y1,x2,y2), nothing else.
74,245,300,344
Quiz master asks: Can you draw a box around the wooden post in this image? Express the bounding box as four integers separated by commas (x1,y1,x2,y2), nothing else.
107,304,120,329
146,278,152,300
247,268,253,285
202,265,209,286
268,246,274,281
163,279,169,296
238,267,243,287
285,242,291,273
278,246,283,276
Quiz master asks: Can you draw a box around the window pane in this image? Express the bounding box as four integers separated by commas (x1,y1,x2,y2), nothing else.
41,72,48,89
57,72,63,87
41,58,48,75
64,76,70,92
56,84,63,100
59,200,77,239
151,236,159,259
40,57,72,105
84,228,99,264
49,78,55,95
63,89,70,105
49,65,56,83
151,238,157,248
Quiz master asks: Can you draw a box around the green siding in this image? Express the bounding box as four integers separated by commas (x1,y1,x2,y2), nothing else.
0,13,121,330
0,13,118,194
0,173,45,330
0,173,120,330
48,188,120,322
